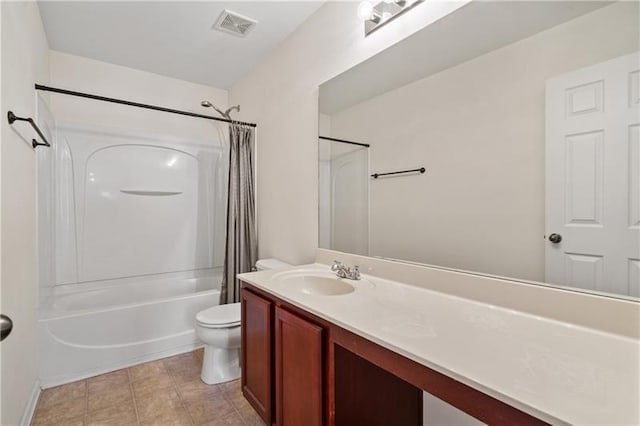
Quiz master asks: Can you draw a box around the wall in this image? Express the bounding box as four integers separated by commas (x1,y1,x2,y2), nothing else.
0,2,50,424
49,50,228,137
328,2,639,282
229,1,470,265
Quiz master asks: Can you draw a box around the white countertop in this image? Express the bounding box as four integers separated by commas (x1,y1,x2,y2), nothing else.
238,264,640,425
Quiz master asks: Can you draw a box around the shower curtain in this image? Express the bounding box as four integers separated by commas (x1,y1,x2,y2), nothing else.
220,123,258,304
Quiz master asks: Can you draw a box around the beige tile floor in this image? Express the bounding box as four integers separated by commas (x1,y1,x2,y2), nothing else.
31,349,266,426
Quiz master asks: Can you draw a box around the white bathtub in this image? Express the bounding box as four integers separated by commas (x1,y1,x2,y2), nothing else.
38,271,220,388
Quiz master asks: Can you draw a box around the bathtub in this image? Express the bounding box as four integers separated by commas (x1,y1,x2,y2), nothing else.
38,271,220,388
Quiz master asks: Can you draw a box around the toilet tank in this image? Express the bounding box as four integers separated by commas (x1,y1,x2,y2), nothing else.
255,258,291,271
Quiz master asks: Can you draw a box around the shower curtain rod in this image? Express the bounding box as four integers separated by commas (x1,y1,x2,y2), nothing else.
319,135,369,148
34,84,257,128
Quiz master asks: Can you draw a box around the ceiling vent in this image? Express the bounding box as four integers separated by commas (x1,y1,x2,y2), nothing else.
213,10,258,37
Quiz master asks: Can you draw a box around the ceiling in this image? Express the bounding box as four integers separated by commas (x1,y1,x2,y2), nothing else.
320,1,611,114
38,1,324,89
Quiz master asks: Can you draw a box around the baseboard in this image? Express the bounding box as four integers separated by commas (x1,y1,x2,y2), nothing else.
19,380,41,426
39,343,204,389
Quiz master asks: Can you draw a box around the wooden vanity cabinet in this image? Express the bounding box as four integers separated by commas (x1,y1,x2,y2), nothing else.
241,281,547,426
241,283,422,426
240,288,273,423
241,287,325,426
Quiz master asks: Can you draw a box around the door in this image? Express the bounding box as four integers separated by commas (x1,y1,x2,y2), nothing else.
275,306,323,426
545,52,640,296
241,288,273,424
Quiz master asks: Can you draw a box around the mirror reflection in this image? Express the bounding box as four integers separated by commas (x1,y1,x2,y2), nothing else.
318,1,640,298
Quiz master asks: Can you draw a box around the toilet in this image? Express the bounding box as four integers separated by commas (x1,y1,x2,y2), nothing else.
195,258,291,384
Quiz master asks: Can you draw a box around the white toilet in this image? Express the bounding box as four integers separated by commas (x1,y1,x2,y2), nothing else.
195,258,291,384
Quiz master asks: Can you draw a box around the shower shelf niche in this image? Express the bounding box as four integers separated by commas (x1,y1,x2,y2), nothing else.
120,189,183,196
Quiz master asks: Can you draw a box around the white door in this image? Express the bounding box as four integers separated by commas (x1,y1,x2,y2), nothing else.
545,52,640,297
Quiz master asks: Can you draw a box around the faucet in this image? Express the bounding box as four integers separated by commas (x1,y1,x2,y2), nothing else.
331,261,361,280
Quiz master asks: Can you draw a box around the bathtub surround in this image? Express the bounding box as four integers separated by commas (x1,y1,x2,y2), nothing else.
220,124,258,305
46,50,231,288
35,51,237,388
318,136,369,255
1,2,50,425
38,272,221,388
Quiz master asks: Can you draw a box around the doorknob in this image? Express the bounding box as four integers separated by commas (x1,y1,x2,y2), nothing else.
1,314,13,341
548,233,562,244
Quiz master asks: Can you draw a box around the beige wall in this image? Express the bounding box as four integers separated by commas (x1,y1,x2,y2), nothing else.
49,50,228,135
329,2,639,282
229,1,470,265
0,2,50,424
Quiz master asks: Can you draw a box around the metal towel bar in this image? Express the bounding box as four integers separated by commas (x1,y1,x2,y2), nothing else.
371,167,426,179
7,111,51,148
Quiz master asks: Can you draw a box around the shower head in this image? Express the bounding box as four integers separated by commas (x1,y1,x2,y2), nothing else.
200,100,241,120
201,99,229,119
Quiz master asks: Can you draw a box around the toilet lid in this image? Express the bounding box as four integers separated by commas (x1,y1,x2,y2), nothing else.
196,303,241,327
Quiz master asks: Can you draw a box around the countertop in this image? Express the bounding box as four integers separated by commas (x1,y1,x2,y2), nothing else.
238,263,639,425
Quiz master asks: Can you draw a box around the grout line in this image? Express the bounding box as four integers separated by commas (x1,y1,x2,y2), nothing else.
126,369,141,425
220,383,250,426
165,356,196,426
84,380,89,425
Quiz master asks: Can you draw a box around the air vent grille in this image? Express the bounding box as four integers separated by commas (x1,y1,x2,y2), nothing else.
213,10,257,37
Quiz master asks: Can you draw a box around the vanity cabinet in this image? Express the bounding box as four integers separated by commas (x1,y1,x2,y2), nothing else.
240,278,552,426
240,283,423,426
241,287,325,426
240,288,273,423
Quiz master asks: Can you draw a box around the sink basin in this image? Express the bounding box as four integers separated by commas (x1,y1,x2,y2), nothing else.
272,270,355,296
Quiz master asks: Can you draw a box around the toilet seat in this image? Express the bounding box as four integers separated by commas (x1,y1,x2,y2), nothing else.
196,303,241,329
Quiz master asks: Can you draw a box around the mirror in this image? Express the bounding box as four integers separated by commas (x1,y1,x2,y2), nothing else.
318,1,640,299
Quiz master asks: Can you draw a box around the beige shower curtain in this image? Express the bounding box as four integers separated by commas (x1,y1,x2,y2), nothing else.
219,123,257,304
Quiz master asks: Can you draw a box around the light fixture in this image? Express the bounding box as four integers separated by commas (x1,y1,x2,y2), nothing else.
357,1,374,20
360,0,423,36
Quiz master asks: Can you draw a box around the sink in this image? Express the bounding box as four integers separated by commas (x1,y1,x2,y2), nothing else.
272,270,356,296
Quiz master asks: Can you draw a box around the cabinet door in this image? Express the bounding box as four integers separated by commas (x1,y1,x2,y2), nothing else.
275,306,323,426
241,288,273,424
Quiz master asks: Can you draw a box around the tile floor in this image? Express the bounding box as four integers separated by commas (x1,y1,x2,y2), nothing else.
31,349,266,426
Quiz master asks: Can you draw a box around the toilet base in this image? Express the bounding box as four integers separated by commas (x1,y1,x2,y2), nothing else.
201,345,241,385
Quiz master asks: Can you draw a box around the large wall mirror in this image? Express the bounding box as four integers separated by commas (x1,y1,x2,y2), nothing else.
318,1,640,299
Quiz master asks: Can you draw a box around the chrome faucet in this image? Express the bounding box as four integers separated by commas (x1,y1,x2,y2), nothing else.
331,261,361,280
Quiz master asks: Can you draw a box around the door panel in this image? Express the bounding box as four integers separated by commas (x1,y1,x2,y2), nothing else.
546,52,640,296
241,289,273,424
629,125,640,228
564,131,603,226
275,306,323,426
